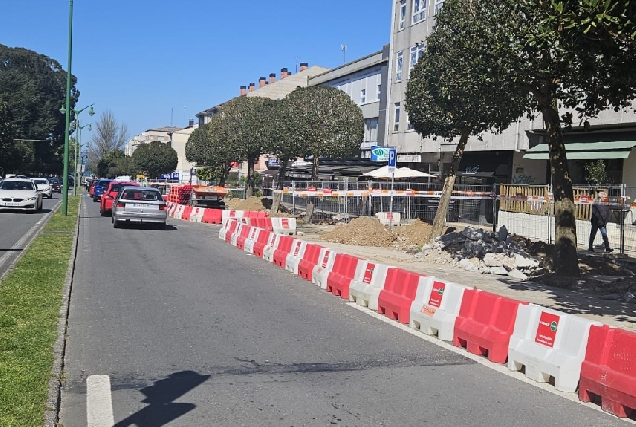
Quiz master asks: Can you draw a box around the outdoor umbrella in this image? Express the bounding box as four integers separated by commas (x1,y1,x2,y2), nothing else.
363,165,436,179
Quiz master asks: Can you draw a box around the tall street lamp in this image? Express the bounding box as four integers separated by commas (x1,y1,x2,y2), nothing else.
74,121,92,196
61,0,74,216
61,103,95,197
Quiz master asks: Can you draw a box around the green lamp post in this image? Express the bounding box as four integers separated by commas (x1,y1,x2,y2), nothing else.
61,0,74,216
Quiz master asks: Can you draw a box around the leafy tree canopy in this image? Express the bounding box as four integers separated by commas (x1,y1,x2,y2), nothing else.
131,141,178,179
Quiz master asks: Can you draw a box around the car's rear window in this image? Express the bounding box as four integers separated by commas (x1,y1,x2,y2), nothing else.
121,189,162,201
34,179,48,185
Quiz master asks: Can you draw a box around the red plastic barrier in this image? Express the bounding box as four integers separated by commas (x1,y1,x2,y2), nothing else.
377,268,423,324
256,211,267,218
181,206,193,221
453,289,525,363
224,221,239,243
236,225,253,250
253,230,272,258
202,208,223,224
579,325,636,418
273,236,295,268
326,254,362,299
297,244,323,281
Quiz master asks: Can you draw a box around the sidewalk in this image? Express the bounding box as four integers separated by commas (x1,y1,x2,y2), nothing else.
299,230,636,332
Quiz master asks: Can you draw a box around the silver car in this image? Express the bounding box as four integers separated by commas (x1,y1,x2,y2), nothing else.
111,186,167,229
32,178,53,199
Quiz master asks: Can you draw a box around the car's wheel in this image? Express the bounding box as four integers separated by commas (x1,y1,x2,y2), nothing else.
100,207,106,216
48,194,53,199
113,218,120,228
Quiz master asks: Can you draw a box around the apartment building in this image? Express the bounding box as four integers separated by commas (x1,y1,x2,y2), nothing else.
124,126,183,156
308,46,390,158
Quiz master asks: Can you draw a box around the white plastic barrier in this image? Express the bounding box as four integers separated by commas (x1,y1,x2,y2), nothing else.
508,304,601,393
218,218,235,240
263,233,281,263
375,212,401,226
173,204,186,220
409,278,468,341
348,262,391,310
244,227,261,254
222,210,245,225
167,202,178,217
312,248,336,286
285,239,308,274
190,207,205,222
230,223,245,247
271,217,297,235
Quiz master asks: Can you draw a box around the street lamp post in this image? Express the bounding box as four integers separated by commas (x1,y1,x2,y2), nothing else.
62,0,74,216
73,121,91,196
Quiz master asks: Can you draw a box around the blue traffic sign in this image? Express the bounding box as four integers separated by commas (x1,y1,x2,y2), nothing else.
388,148,397,168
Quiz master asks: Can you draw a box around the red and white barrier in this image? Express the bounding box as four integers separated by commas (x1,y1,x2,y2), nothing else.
409,279,467,341
173,204,186,220
189,206,205,222
508,304,600,392
244,227,261,253
312,248,336,287
230,223,246,247
262,233,281,262
327,255,365,299
375,212,401,226
218,218,236,240
222,209,245,224
285,239,307,274
348,262,391,311
271,217,297,235
297,244,323,281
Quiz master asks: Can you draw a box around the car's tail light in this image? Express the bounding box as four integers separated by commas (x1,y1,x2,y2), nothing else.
116,202,125,208
159,204,167,210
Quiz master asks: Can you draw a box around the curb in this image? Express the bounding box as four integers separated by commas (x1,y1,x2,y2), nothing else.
43,198,81,427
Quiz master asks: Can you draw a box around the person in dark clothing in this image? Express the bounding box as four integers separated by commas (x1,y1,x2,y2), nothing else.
589,191,613,252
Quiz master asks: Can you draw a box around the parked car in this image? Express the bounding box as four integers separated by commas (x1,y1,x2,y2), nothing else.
0,178,43,212
92,179,113,202
32,178,53,199
100,181,139,216
112,186,167,229
88,179,99,196
48,177,62,193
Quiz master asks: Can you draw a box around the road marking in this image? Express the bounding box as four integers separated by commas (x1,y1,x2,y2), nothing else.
86,375,115,427
346,302,636,423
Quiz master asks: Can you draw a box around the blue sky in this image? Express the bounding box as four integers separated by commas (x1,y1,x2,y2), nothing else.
1,0,392,143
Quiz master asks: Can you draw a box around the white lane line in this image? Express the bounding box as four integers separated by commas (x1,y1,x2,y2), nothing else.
345,302,636,423
86,375,115,427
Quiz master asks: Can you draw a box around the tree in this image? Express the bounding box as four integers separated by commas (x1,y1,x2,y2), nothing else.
0,101,16,176
185,121,237,186
285,86,364,179
0,44,78,174
482,0,636,275
131,141,178,179
267,98,305,190
88,110,128,171
405,0,529,240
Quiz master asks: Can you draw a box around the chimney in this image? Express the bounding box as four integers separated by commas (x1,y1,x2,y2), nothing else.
300,62,308,71
248,82,255,92
188,118,194,127
281,68,289,79
240,85,247,96
269,73,276,84
259,77,266,88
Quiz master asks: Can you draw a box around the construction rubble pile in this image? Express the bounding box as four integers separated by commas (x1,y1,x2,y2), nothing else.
419,226,544,281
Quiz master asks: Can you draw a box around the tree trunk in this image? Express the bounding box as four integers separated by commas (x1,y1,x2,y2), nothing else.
246,157,254,198
543,104,580,276
429,128,470,240
272,159,289,214
312,155,319,181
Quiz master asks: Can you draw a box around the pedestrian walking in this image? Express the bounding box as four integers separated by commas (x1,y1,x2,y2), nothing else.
589,191,613,252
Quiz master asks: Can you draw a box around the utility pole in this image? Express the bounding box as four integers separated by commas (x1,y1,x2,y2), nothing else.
341,44,347,65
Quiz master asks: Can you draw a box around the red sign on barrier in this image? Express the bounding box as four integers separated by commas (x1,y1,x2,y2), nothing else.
281,219,289,229
421,306,436,317
306,186,317,191
321,251,331,268
323,188,333,194
535,311,560,347
428,281,446,308
294,242,301,256
363,263,375,284
250,229,257,239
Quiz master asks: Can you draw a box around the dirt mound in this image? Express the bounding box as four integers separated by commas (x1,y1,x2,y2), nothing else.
320,217,397,247
224,197,268,211
394,220,434,248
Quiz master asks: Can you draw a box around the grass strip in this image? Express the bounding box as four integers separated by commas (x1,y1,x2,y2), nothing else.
0,196,79,427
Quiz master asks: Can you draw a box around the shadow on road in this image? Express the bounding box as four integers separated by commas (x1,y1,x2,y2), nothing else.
114,370,210,427
0,248,23,252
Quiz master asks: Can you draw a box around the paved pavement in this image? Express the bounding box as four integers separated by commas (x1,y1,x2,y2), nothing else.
58,196,630,426
0,193,61,279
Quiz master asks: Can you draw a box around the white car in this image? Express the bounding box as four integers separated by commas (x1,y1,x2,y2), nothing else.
0,178,43,212
32,178,53,199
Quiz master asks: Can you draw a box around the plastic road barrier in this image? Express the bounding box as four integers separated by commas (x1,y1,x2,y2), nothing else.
236,225,255,250
297,244,323,281
349,262,391,311
271,217,297,235
262,233,281,262
285,239,308,274
220,220,238,242
202,208,223,224
167,202,178,217
230,223,246,247
453,289,525,364
312,248,337,288
173,204,186,220
273,236,295,268
327,255,365,299
579,325,636,418
508,304,601,392
375,212,401,226
377,268,425,324
409,279,468,341
222,210,244,224
181,205,193,221
244,227,261,254
190,207,205,222
254,231,274,258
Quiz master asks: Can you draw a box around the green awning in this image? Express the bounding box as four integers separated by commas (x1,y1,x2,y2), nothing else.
523,140,636,160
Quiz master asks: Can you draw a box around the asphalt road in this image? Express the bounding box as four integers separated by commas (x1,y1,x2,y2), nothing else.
58,195,629,427
0,192,61,278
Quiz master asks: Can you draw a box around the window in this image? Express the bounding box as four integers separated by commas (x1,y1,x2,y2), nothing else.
377,84,382,101
361,88,367,104
412,0,427,24
364,118,379,142
434,0,445,15
399,0,407,30
409,43,426,74
158,136,164,141
396,51,403,82
394,102,401,131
